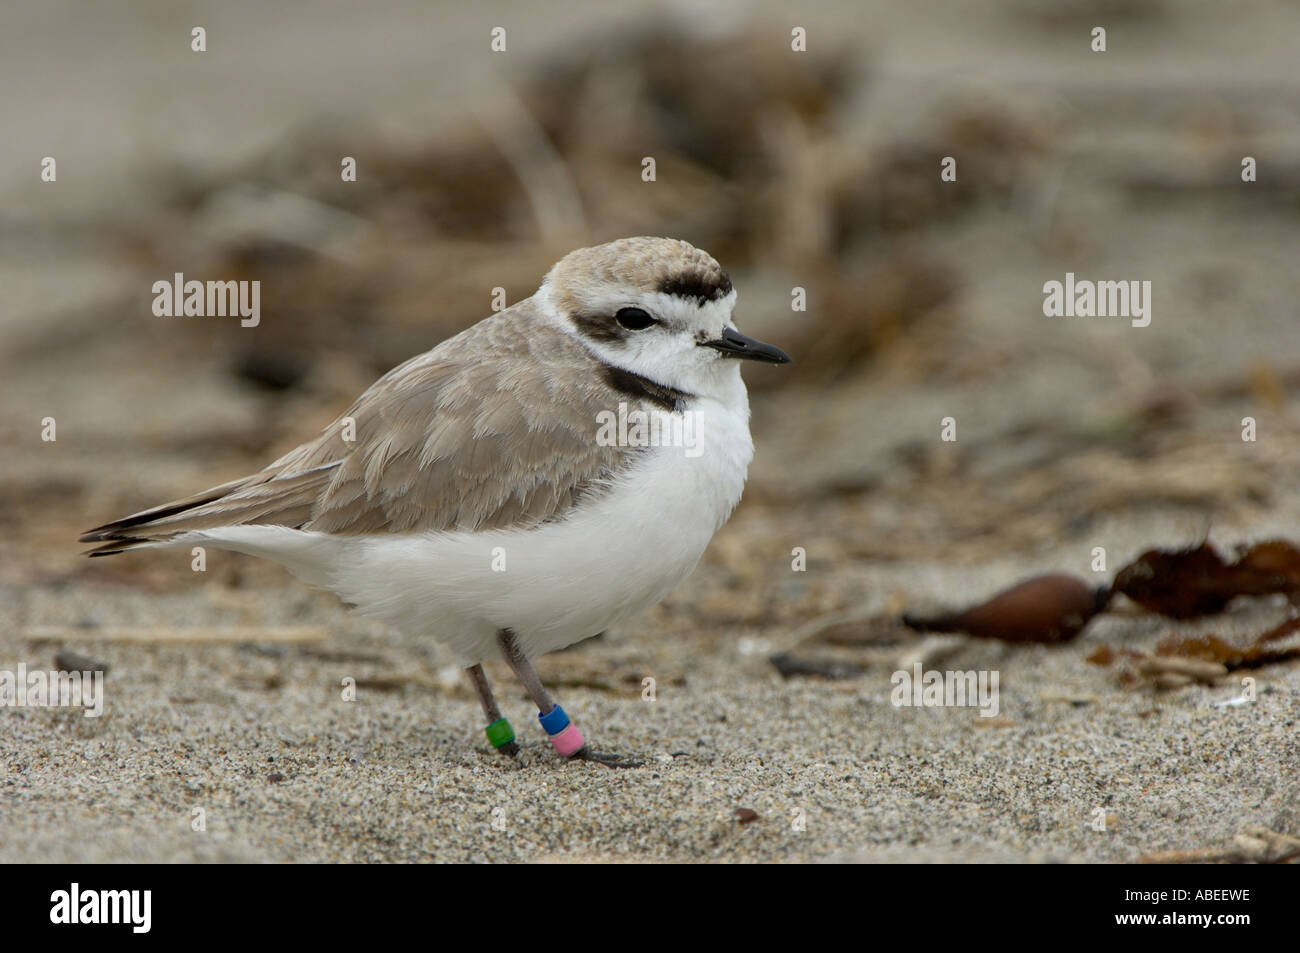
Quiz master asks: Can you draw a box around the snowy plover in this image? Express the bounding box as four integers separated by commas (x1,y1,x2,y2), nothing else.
82,237,791,764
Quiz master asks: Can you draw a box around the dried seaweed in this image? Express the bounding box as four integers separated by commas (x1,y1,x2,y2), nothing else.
902,573,1110,643
1111,541,1300,618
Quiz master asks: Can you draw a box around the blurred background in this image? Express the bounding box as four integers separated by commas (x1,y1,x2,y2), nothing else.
5,0,1299,586
2,1,1299,862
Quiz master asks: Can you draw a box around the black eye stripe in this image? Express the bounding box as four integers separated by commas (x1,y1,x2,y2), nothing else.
614,307,657,331
570,312,625,343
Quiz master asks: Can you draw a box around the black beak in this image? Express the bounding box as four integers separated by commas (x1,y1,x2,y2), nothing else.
700,328,793,364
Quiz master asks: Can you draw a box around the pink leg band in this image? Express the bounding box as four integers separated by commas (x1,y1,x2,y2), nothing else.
549,723,585,758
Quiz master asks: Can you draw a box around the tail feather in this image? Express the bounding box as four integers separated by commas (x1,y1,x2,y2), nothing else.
79,463,341,556
80,480,244,541
85,537,151,557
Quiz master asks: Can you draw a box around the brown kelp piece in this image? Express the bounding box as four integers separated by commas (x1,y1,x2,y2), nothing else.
902,573,1110,643
1156,620,1300,670
1111,541,1300,619
1111,544,1237,618
1234,540,1300,596
1090,613,1300,688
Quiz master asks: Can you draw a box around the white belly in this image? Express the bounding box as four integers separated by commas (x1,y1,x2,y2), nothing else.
186,391,754,665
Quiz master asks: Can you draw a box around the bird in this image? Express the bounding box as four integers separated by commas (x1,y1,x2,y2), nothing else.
80,236,792,765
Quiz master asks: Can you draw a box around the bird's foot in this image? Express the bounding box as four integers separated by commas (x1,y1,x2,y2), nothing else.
537,707,639,767
484,717,519,758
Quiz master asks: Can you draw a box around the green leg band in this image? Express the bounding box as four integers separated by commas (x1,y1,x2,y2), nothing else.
485,717,516,749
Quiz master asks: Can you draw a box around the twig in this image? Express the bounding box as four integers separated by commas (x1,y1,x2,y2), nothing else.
23,626,327,645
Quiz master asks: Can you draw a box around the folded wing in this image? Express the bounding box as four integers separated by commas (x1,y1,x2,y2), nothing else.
80,305,637,555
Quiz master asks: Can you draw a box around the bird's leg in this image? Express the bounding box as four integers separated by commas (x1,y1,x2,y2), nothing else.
496,629,576,754
496,629,641,768
465,663,518,757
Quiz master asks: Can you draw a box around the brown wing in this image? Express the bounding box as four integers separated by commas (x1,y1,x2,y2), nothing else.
80,302,638,553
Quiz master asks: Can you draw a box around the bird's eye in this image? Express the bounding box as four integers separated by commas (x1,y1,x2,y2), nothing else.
615,307,657,331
